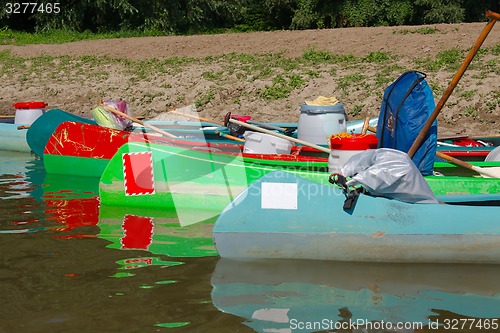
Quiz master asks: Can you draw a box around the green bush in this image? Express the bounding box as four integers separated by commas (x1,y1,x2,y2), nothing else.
0,0,493,35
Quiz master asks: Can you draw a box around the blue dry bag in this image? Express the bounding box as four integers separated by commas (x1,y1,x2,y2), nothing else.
376,71,437,175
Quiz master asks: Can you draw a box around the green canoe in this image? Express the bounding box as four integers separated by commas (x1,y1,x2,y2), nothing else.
99,142,500,218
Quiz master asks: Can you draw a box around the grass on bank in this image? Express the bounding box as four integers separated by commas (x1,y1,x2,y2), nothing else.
0,24,450,46
393,27,439,35
0,28,171,45
0,26,282,46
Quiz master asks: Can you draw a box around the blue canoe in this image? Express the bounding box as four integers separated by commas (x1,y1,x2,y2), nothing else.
0,117,32,153
213,170,500,264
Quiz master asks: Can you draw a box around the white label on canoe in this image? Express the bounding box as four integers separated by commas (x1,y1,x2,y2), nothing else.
261,182,298,210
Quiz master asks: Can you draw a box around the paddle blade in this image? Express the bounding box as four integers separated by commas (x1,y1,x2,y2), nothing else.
473,166,500,178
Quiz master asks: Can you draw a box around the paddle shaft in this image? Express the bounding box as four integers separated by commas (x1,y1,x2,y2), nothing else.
234,116,490,177
168,110,225,126
439,134,500,141
102,104,177,138
489,10,500,20
408,10,499,158
215,130,245,142
247,120,288,133
361,117,370,134
436,151,498,178
169,110,290,134
228,118,331,153
368,123,496,176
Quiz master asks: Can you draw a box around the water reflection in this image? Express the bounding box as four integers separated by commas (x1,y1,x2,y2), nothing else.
0,152,47,233
98,205,218,258
0,151,99,233
2,151,500,332
211,259,500,333
0,152,43,200
0,152,242,332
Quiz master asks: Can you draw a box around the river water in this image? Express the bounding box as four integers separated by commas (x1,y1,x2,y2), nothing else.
1,151,499,333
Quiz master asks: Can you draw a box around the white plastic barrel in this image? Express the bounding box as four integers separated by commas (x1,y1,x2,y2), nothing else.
13,101,47,125
243,131,293,155
298,103,346,145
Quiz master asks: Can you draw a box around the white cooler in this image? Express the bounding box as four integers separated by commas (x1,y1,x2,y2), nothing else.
243,131,293,155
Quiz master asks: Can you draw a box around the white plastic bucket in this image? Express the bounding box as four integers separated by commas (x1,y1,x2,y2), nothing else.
329,150,364,173
243,131,293,155
13,101,47,125
298,103,346,145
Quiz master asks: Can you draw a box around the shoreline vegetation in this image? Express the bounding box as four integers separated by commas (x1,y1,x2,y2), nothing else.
1,0,495,36
0,28,169,46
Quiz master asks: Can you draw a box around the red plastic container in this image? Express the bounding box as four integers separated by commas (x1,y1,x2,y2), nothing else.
330,134,378,150
329,134,378,172
13,101,48,125
12,101,48,109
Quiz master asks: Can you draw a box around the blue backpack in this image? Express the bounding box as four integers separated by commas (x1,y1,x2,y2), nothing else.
376,71,437,175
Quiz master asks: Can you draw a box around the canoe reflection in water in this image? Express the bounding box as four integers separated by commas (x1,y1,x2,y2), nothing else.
211,259,500,333
98,205,218,258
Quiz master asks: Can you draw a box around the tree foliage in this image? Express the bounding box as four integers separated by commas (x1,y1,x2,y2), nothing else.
413,0,464,24
0,0,495,33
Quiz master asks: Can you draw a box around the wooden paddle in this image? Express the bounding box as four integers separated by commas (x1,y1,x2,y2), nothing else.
436,151,500,178
247,120,293,134
438,133,500,142
100,102,177,138
170,109,294,135
361,116,378,135
359,116,377,134
371,122,500,178
167,110,246,142
168,110,225,126
224,113,331,154
215,130,245,142
408,10,499,158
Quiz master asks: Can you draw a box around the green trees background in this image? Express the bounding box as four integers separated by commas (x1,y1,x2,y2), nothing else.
0,0,498,34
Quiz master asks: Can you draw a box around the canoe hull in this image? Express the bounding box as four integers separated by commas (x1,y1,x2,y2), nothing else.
213,170,500,264
43,121,138,177
38,114,496,179
44,154,111,178
99,142,253,211
43,121,242,177
99,142,500,211
215,232,500,263
0,121,31,152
